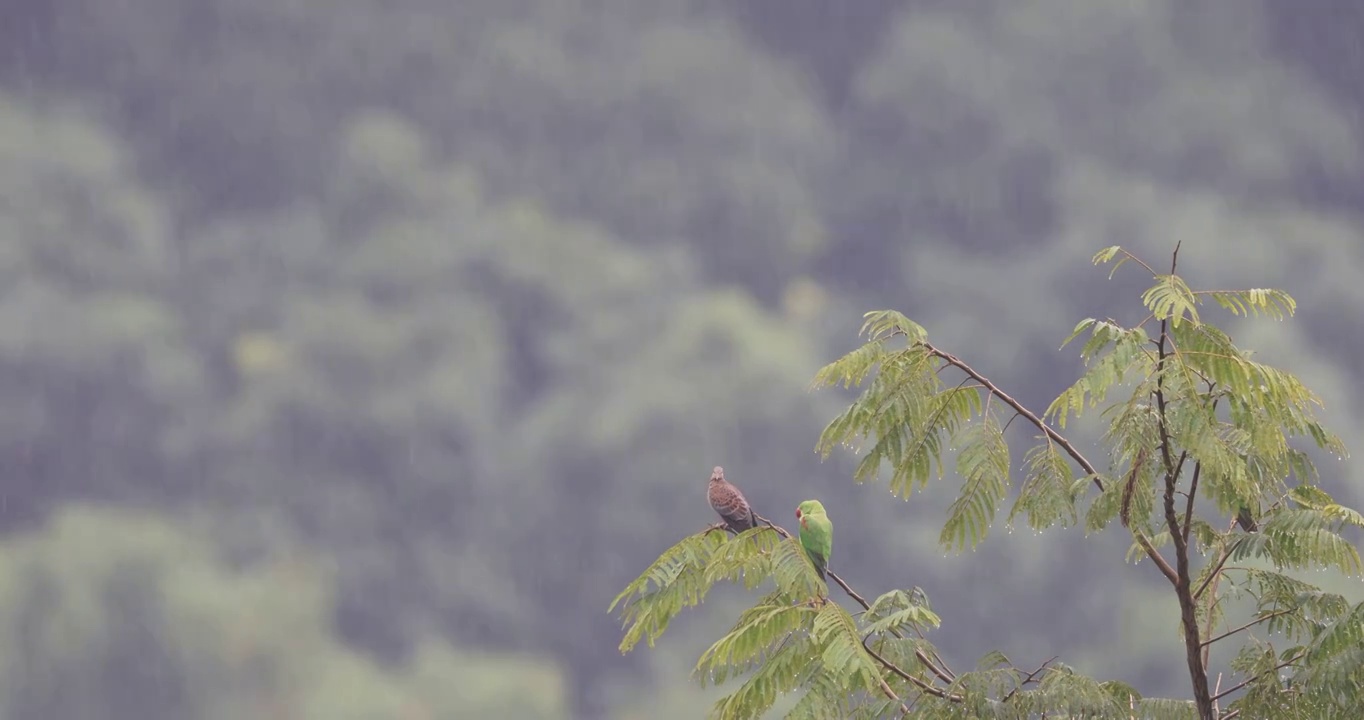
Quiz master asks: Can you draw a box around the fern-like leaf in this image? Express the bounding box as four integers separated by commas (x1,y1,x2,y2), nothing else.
810,603,887,698
695,597,816,686
1009,439,1083,529
1046,324,1151,428
862,588,942,636
859,309,926,343
706,632,819,720
1232,508,1363,575
941,417,1010,551
611,529,729,652
1202,288,1297,320
1142,273,1201,328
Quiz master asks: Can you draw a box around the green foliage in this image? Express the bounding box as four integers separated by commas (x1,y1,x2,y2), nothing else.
1232,507,1363,574
7,1,1364,716
616,246,1364,717
861,588,941,637
1009,440,1083,530
610,528,818,655
941,416,1010,551
613,524,946,718
814,337,980,502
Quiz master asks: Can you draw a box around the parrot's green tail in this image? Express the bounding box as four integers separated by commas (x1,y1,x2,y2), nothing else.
811,553,827,582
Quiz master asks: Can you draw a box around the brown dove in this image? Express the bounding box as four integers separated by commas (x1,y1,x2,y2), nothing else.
707,466,757,533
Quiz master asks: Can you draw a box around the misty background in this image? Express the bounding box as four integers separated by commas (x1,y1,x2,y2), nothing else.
1,0,1363,717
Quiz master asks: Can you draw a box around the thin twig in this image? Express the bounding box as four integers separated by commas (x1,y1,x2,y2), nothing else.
1194,540,1243,601
1120,248,1160,277
1199,517,1247,668
863,638,963,703
1200,608,1295,648
1211,652,1305,702
1182,392,1218,547
927,647,956,682
1002,656,1059,702
901,689,924,719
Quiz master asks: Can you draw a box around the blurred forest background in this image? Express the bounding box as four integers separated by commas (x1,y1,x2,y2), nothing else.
1,0,1363,717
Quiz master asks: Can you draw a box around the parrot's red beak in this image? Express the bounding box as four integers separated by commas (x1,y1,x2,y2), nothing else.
795,509,802,519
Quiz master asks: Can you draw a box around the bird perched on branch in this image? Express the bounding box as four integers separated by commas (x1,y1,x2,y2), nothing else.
796,500,832,582
707,466,756,533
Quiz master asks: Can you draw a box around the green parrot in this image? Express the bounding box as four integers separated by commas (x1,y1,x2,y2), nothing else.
795,500,832,582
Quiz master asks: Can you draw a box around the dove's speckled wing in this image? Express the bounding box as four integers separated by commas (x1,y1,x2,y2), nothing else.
708,466,756,532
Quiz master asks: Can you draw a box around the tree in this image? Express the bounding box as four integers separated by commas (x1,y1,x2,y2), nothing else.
39,0,834,299
0,92,197,533
611,245,1364,719
0,504,569,719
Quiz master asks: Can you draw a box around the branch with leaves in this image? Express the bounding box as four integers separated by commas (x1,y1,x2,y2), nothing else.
612,245,1364,719
750,513,958,689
